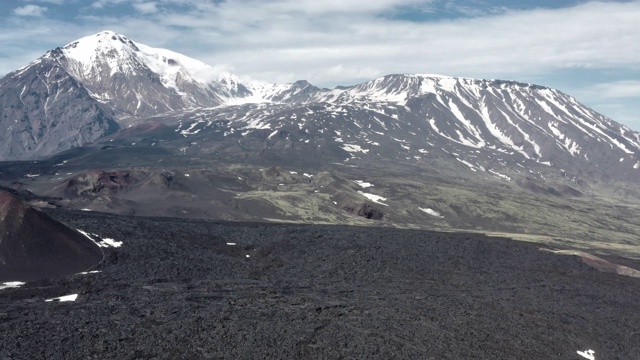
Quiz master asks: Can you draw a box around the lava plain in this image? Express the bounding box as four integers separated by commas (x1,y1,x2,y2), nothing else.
1,209,639,359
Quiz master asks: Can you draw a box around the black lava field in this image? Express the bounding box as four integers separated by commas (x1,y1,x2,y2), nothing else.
1,209,639,359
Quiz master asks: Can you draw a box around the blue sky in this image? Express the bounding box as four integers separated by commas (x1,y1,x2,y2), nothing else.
1,0,639,130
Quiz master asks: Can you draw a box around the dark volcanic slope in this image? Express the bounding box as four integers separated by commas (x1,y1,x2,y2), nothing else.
1,209,639,359
0,190,102,281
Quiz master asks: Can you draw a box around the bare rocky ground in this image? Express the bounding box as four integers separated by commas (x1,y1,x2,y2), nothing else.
1,209,640,359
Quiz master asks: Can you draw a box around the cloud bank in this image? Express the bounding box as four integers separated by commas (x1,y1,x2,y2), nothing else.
13,5,48,17
1,0,639,127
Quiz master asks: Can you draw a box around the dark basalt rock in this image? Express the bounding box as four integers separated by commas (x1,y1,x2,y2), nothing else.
1,209,639,359
356,203,384,220
102,121,180,143
64,170,137,197
0,190,102,282
343,203,384,220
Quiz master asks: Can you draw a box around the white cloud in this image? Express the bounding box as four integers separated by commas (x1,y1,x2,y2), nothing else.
586,80,640,98
4,0,640,85
273,0,428,15
133,1,158,14
570,79,640,127
116,0,639,87
13,4,48,16
585,100,640,129
24,0,67,4
1,0,639,128
91,0,128,9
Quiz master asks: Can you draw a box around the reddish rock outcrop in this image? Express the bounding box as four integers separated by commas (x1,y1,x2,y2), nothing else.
64,170,137,197
343,203,384,220
0,189,102,281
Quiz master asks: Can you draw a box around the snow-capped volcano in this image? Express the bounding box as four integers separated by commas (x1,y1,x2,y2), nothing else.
61,31,219,88
39,31,328,115
48,30,234,116
333,73,640,161
157,71,640,186
1,30,639,190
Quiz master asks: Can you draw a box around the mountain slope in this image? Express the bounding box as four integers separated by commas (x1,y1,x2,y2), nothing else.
148,74,640,185
0,31,338,160
0,187,103,281
57,31,227,118
1,31,639,187
0,55,119,160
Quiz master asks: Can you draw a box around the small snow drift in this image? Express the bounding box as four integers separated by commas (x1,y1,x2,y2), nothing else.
577,349,595,360
0,281,25,290
77,271,101,275
357,191,388,206
77,229,123,248
419,207,444,218
0,188,103,282
45,294,78,302
352,180,374,188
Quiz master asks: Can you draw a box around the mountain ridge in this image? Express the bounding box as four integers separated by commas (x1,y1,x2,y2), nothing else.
1,30,639,188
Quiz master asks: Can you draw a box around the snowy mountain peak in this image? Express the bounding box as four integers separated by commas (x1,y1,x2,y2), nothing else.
58,31,218,85
0,30,639,198
330,73,556,107
23,31,329,109
61,31,139,65
27,31,242,118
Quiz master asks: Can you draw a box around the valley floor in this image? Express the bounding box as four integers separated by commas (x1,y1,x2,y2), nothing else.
1,209,640,359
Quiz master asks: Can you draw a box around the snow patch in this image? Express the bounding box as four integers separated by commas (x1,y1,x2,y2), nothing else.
0,282,25,290
45,294,78,302
341,144,369,154
488,169,511,181
179,121,203,135
577,349,595,360
456,158,478,172
77,229,123,248
448,101,485,148
101,238,123,248
358,191,388,206
419,207,443,218
352,180,374,188
77,271,101,275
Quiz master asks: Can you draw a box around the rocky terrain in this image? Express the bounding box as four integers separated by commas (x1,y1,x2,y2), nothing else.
2,32,640,250
2,31,640,360
0,187,102,282
1,208,640,359
2,31,639,187
3,148,640,260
